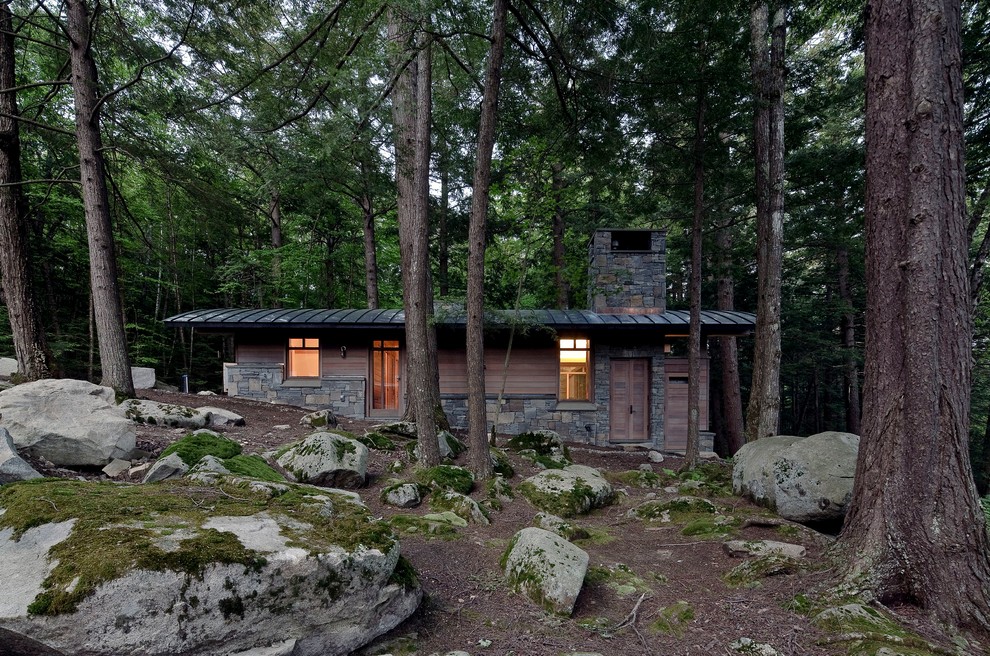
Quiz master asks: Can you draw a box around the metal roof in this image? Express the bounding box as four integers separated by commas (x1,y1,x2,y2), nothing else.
164,308,755,334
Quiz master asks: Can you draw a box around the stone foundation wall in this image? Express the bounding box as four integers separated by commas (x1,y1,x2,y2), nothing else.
223,364,366,417
441,395,602,445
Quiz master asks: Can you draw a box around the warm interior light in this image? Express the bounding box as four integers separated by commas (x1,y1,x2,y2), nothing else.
288,337,320,377
560,350,588,363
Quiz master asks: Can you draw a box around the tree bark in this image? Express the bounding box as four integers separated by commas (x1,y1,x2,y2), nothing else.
67,0,134,396
684,76,706,470
836,246,861,435
715,220,745,454
551,162,569,310
0,2,53,381
389,8,442,466
745,1,784,442
839,0,990,634
466,0,508,480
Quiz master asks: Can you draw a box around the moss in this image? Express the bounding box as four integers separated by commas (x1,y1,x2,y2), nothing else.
161,431,242,467
388,555,419,590
505,432,570,461
0,478,396,616
490,448,515,478
428,491,488,523
723,554,802,588
415,465,474,494
584,563,650,595
650,600,694,636
333,438,358,461
605,469,662,488
810,602,942,655
631,497,717,522
221,455,283,482
388,514,459,540
357,432,397,451
677,462,733,497
519,451,568,470
218,594,245,619
681,517,732,538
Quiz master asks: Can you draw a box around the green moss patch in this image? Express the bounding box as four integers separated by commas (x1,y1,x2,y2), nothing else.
650,600,695,636
490,448,515,478
357,432,397,451
0,478,396,616
161,431,242,467
415,465,474,495
811,602,941,655
221,455,283,482
630,496,717,522
584,562,650,596
674,462,733,497
505,431,570,459
681,516,734,538
722,554,803,588
388,514,459,539
517,477,611,518
606,469,662,488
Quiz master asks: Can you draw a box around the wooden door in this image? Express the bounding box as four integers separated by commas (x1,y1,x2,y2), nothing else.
663,375,689,451
610,359,649,443
370,340,401,417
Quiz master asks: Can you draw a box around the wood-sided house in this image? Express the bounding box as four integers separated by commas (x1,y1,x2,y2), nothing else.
165,229,754,452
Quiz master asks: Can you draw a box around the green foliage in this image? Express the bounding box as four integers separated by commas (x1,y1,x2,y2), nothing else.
160,431,243,467
221,455,283,482
415,465,475,495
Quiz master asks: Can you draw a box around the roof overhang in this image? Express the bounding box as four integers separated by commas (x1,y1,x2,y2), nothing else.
164,308,756,337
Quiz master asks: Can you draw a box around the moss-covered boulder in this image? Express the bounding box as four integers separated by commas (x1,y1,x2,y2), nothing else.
505,430,571,468
123,398,211,429
0,478,421,656
501,527,588,616
428,490,489,525
415,465,474,495
381,482,422,509
160,429,242,466
276,431,369,488
518,465,615,518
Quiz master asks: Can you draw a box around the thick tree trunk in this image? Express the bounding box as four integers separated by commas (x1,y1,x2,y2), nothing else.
715,220,745,454
466,0,508,480
839,0,990,634
745,1,784,442
389,9,442,466
0,3,53,381
684,80,706,470
67,0,133,396
551,162,569,310
836,246,861,435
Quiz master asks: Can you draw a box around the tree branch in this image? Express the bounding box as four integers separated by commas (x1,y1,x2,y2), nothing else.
0,110,74,136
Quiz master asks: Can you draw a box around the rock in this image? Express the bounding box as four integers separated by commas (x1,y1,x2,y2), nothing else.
637,463,653,472
196,390,217,396
142,452,189,483
276,431,369,488
122,399,211,429
518,465,615,518
372,421,418,439
0,478,421,656
722,540,807,559
502,527,588,616
189,455,232,476
131,367,156,390
771,432,859,523
198,406,246,427
731,435,804,504
535,513,587,541
648,450,664,463
421,511,468,528
505,430,571,467
0,357,17,377
101,458,132,479
729,638,782,655
429,490,489,525
127,463,151,480
413,430,467,461
0,427,42,484
273,424,290,431
300,410,338,429
381,483,422,509
0,379,136,467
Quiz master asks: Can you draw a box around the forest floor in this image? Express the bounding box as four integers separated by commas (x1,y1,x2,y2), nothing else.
90,390,959,656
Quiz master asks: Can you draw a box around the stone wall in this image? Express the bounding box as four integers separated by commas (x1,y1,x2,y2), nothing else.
587,229,666,314
441,395,602,445
223,363,366,416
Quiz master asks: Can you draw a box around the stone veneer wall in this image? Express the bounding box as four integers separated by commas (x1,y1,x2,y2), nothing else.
441,395,602,444
223,363,366,417
587,230,666,313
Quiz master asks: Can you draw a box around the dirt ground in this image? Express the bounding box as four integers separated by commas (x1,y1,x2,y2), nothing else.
67,390,950,655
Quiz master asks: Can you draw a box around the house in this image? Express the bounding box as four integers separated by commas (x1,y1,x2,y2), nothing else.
164,229,754,452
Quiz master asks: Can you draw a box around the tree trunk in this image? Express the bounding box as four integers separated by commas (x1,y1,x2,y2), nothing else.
389,8,442,466
745,1,784,442
715,220,745,454
551,162,569,310
839,0,990,634
438,147,450,298
361,187,379,310
67,0,134,396
684,76,706,470
0,2,53,381
466,0,508,480
836,246,861,435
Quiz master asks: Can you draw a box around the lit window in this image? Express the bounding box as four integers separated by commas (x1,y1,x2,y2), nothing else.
559,338,590,400
288,338,320,378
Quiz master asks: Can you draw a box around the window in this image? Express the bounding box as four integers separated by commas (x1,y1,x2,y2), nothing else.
371,340,401,411
287,338,320,378
559,338,591,400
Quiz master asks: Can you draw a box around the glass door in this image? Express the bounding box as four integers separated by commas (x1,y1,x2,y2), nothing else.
371,340,401,416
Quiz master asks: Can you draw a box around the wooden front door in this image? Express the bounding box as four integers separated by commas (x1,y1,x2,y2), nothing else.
663,375,689,451
370,340,401,417
610,359,649,443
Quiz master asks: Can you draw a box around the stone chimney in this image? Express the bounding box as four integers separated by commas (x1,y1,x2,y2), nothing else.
587,229,666,314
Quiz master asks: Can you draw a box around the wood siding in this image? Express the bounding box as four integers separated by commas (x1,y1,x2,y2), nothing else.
237,339,370,377
439,347,557,396
663,356,710,451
